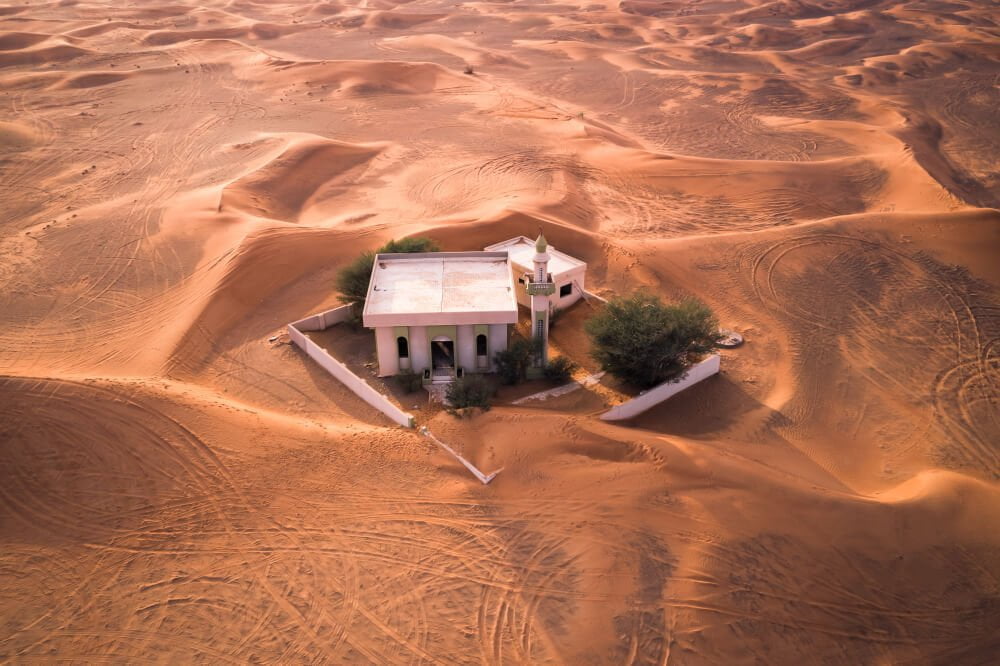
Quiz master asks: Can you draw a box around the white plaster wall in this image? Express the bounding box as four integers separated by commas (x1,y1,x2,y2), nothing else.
292,313,324,331
488,324,509,371
374,326,398,377
410,325,430,374
514,276,531,308
511,265,587,312
570,266,586,293
287,324,414,428
456,324,475,372
552,281,576,309
552,266,586,310
600,355,720,421
291,304,354,332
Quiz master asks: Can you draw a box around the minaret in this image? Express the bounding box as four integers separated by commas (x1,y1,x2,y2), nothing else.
529,231,554,367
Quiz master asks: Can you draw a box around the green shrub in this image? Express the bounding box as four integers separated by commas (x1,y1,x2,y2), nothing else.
585,291,719,390
445,374,494,415
543,355,577,384
335,250,376,311
493,336,540,385
378,237,440,254
335,236,440,309
549,306,564,329
394,369,422,393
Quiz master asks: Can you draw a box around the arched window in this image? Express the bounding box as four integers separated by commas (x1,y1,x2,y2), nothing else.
476,334,488,356
397,336,409,358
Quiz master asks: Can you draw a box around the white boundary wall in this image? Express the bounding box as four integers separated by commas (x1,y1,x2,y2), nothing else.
291,304,355,332
600,355,720,421
288,304,415,428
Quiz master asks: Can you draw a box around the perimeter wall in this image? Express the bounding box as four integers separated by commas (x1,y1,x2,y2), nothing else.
288,304,414,428
600,354,721,421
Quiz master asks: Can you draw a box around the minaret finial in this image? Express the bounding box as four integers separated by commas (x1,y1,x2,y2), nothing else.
535,228,548,253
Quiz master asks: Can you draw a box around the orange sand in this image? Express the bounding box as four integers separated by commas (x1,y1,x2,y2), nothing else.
1,0,999,661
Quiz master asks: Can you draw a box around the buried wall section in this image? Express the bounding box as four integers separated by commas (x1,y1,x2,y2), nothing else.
600,354,721,421
288,305,414,428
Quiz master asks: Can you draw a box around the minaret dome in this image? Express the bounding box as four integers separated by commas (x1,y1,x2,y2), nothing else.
535,231,548,253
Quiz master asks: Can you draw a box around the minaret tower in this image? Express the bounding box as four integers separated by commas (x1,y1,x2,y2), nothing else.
528,231,554,368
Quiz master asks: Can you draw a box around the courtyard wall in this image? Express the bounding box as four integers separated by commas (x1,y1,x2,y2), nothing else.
600,354,721,421
288,305,414,428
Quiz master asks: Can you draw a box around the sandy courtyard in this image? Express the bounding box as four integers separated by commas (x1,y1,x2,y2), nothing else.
1,0,999,662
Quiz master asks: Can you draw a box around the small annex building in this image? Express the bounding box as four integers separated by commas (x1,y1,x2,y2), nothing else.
362,251,518,380
484,236,587,311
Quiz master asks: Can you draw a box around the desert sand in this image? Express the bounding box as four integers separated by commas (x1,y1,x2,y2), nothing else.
2,0,999,662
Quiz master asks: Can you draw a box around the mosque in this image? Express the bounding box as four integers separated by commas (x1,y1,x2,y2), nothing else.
362,233,587,381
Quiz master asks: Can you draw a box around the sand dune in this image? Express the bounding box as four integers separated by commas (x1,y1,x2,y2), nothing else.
220,135,387,222
256,57,478,95
0,30,52,50
0,119,37,150
1,0,998,662
0,41,89,67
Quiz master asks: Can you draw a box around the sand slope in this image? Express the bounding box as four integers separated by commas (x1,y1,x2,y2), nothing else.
1,0,999,662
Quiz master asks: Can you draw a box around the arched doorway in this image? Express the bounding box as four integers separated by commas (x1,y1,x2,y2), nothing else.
431,335,455,377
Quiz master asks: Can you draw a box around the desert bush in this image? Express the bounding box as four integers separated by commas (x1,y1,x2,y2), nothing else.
378,237,440,254
548,306,564,329
543,355,577,384
463,63,475,75
585,291,719,390
335,236,440,309
394,369,422,393
445,374,493,415
493,335,540,385
335,250,377,311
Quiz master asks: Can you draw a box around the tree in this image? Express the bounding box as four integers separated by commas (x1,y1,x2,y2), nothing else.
378,237,441,254
335,237,440,309
335,250,377,310
543,355,577,384
394,369,422,393
493,335,540,385
585,292,719,390
445,374,494,416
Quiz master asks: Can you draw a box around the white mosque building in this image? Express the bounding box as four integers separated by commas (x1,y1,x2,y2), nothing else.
362,233,586,382
484,235,586,311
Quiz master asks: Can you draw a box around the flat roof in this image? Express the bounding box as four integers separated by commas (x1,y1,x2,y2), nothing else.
484,236,585,278
362,251,518,327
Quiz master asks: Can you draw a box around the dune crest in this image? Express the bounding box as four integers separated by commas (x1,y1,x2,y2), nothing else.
220,135,388,222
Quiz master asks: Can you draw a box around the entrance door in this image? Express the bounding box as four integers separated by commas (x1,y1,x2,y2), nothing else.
431,339,455,372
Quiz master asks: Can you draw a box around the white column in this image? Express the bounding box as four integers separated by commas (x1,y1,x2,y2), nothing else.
456,324,475,372
374,327,398,377
410,326,430,374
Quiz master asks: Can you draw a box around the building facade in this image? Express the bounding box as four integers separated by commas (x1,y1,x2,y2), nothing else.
362,251,518,380
484,235,587,312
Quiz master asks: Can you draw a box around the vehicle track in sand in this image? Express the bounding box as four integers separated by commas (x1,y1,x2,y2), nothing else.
0,49,251,371
0,377,630,661
744,231,999,477
0,377,392,660
408,149,601,218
